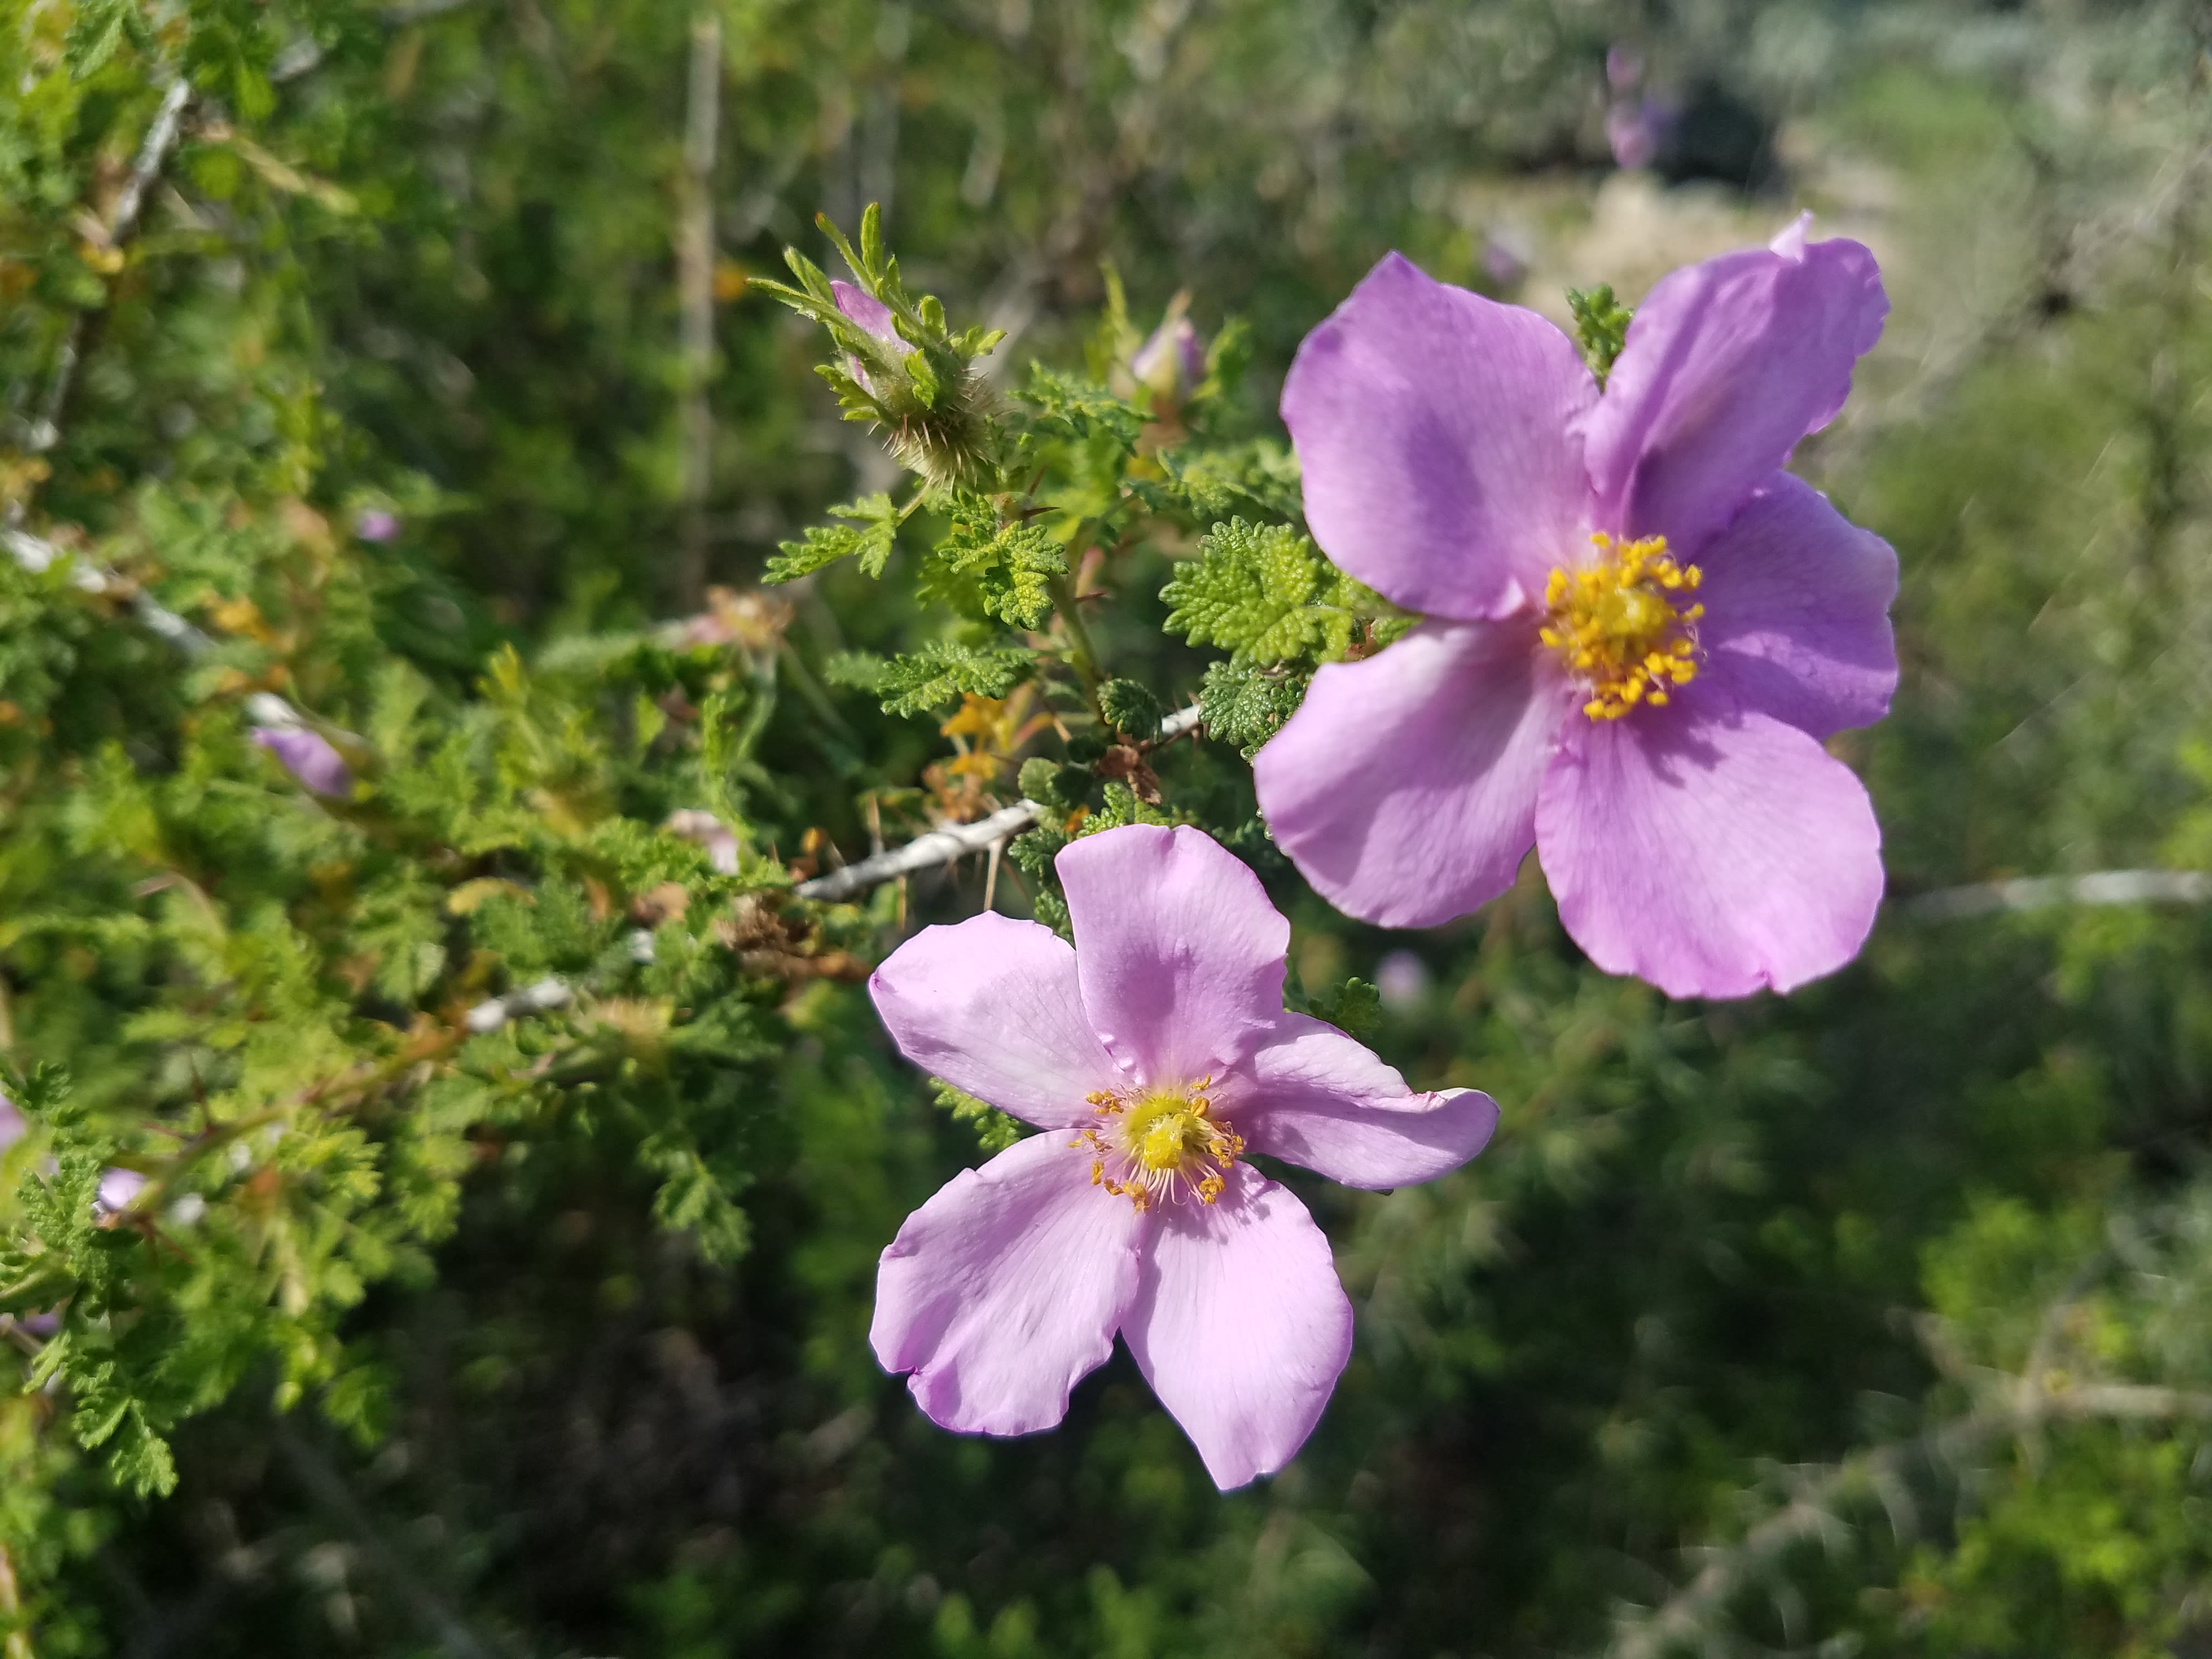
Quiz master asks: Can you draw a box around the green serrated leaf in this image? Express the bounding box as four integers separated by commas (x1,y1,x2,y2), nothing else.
874,642,1033,716
1199,659,1308,758
1162,518,1352,665
929,1079,1026,1154
934,507,1068,629
822,650,888,691
1098,679,1163,741
1310,976,1383,1039
1017,365,1143,448
764,493,901,583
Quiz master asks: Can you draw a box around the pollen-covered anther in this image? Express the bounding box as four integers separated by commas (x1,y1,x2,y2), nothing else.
1077,1075,1243,1211
1541,532,1706,721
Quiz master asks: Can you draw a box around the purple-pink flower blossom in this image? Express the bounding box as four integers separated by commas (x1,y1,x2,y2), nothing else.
867,823,1498,1488
354,507,401,543
1257,220,1897,1000
253,726,353,798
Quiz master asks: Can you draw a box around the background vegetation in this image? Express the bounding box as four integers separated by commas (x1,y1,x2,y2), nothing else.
3,0,2212,1654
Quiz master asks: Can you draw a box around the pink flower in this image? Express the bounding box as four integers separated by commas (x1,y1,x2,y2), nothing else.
1257,222,1897,999
867,823,1498,1488
253,726,353,798
353,508,401,543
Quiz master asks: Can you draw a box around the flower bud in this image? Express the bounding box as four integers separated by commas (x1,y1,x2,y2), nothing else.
253,726,354,798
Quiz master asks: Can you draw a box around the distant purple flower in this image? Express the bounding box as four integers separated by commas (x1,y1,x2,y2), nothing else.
253,726,353,798
96,1167,146,1215
1258,222,1897,999
1374,950,1431,1012
1131,312,1206,402
1481,233,1531,290
867,823,1498,1488
0,1094,22,1153
1605,43,1644,91
664,809,740,875
354,508,401,543
1607,100,1666,171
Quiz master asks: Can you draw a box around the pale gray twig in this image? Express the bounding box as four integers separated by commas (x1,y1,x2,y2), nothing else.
24,76,194,456
1903,868,2212,920
792,698,1205,903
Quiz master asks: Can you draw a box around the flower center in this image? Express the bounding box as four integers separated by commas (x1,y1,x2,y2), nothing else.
1075,1078,1244,1211
1540,533,1705,721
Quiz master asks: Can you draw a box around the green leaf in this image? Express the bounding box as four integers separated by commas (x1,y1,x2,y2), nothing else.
935,507,1067,628
1308,977,1383,1039
1566,284,1634,387
1098,678,1163,741
1199,659,1308,758
1161,518,1355,665
1016,365,1143,449
873,642,1033,716
822,651,888,691
930,1079,1026,1154
764,493,901,583
1135,439,1304,522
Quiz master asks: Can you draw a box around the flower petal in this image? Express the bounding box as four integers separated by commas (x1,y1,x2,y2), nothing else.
831,278,899,342
1238,1012,1499,1189
1584,227,1887,558
1696,472,1898,738
1282,252,1596,620
1254,620,1572,929
1122,1167,1353,1489
1536,697,1884,999
870,913,1126,1128
1059,825,1289,1087
872,1132,1148,1437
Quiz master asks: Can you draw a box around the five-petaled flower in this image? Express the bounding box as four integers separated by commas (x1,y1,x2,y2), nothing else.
867,823,1498,1488
1256,218,1899,999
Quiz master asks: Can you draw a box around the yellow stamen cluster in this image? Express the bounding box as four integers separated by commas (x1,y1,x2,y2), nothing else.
1073,1076,1245,1212
1540,533,1705,721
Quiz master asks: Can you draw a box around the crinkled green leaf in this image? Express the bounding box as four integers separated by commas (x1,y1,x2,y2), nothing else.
1198,659,1308,758
764,493,901,583
873,642,1033,716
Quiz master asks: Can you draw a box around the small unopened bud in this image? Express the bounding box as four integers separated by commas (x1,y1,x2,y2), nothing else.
1131,313,1205,404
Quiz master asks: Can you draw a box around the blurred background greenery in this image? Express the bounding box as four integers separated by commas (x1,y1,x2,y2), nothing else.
4,0,2212,1654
